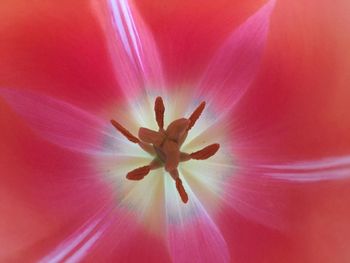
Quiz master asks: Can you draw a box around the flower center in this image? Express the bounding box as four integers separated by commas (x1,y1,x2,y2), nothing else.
111,97,220,203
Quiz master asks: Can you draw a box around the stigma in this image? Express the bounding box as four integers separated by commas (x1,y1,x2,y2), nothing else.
111,97,220,204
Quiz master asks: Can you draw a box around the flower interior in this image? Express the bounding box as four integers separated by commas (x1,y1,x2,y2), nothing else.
111,96,220,204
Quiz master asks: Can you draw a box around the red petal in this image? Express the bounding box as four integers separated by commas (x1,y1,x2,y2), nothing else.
0,1,120,110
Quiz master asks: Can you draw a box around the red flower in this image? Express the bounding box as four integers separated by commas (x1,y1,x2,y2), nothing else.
1,0,350,262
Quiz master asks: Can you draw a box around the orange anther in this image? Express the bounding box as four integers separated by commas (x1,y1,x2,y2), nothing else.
188,101,206,131
111,120,140,143
155,96,165,130
190,143,220,160
126,166,151,180
176,178,188,203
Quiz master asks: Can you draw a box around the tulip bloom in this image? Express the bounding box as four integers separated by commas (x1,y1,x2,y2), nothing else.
1,0,350,262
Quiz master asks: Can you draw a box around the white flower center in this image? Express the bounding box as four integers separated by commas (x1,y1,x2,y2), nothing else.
99,91,234,231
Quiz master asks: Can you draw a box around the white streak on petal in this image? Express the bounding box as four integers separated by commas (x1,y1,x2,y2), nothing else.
259,155,350,171
91,0,165,100
39,209,110,263
119,0,145,73
65,224,109,263
110,0,132,57
258,155,350,182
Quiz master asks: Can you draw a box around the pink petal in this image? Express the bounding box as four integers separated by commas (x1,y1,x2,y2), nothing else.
196,0,276,116
164,177,230,263
91,0,165,99
222,170,291,230
37,205,169,263
181,155,290,230
0,164,114,261
0,101,114,261
38,208,113,263
1,87,170,261
0,88,121,155
230,0,350,163
81,209,171,262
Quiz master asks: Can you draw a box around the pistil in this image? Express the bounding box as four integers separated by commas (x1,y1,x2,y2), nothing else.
111,97,220,204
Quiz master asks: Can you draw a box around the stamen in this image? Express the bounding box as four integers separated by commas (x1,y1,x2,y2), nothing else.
111,96,220,204
126,165,151,180
180,152,191,162
190,143,220,160
111,120,140,143
154,96,165,130
176,178,188,203
169,168,180,180
126,159,162,181
170,170,188,203
188,101,206,131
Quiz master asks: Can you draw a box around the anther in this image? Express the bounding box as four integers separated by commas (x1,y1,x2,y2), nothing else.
126,165,151,180
111,120,140,143
176,178,188,203
190,143,220,160
126,159,163,181
155,96,165,130
170,169,188,203
188,101,206,131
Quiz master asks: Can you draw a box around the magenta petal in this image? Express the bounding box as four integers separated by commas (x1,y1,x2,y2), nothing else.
37,205,139,263
0,88,119,155
81,209,171,262
165,178,230,262
92,0,165,98
196,0,276,115
223,171,290,230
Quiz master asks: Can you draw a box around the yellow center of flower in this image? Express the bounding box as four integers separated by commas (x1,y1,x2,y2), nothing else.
111,97,220,203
